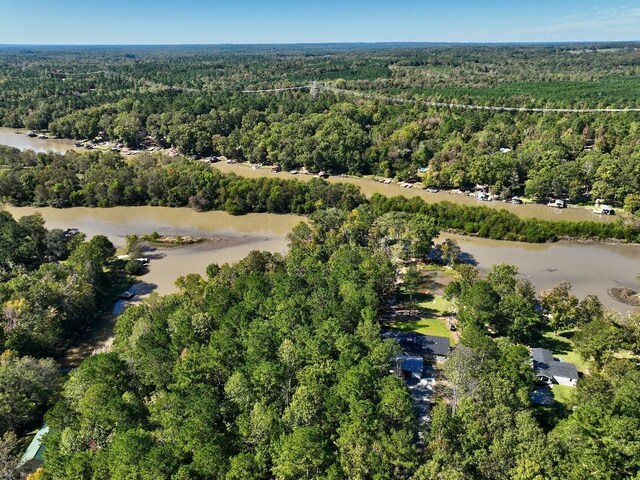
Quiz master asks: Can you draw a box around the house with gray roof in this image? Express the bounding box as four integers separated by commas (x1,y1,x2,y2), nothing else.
531,348,579,386
421,335,451,362
383,331,451,363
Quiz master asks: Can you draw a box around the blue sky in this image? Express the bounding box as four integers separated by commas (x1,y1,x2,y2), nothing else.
0,0,639,44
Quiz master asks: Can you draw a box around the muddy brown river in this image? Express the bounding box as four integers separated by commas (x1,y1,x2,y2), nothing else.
2,206,302,297
440,233,640,314
3,205,639,315
212,162,621,223
0,127,76,154
0,127,625,223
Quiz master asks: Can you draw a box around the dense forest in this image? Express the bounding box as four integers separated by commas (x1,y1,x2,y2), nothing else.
2,43,640,479
0,211,129,466
1,147,639,243
23,208,639,479
1,44,640,211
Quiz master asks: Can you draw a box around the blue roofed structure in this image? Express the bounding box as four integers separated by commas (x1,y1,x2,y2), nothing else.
396,353,424,374
20,425,49,470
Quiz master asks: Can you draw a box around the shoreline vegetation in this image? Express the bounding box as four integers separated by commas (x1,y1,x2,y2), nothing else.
608,287,640,307
136,232,209,248
1,148,639,245
30,201,640,480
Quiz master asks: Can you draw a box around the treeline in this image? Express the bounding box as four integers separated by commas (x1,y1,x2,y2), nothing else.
370,194,640,243
0,148,365,215
419,320,640,479
0,212,128,443
2,45,640,209
0,210,78,278
433,263,640,479
2,148,639,243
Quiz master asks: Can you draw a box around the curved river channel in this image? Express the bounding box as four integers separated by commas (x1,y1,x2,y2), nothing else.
1,128,639,313
0,126,625,223
3,206,639,315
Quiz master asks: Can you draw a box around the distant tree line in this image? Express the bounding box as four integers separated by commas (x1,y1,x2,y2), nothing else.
370,194,640,243
0,148,365,215
1,45,640,210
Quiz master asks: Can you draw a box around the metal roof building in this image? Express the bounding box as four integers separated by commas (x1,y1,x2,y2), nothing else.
20,425,49,469
531,348,579,386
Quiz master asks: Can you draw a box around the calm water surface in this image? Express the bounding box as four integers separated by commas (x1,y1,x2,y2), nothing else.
4,205,638,313
213,162,620,223
0,127,76,153
442,233,640,313
4,206,303,296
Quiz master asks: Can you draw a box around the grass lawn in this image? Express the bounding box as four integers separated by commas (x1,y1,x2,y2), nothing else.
390,316,456,343
418,294,452,315
389,293,457,343
551,384,575,408
541,330,590,374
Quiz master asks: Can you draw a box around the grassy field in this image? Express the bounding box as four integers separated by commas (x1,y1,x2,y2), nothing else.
389,291,457,343
541,330,590,374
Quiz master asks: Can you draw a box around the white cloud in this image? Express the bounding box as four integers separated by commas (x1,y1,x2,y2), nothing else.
508,3,640,38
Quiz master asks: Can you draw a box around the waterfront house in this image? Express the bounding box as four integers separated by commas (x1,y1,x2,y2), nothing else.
531,348,579,386
547,199,567,208
383,331,451,363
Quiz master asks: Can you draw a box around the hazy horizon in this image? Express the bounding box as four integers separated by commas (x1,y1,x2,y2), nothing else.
1,0,639,44
1,41,639,47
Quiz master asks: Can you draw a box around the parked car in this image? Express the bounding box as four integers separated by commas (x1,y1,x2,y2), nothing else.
119,291,135,300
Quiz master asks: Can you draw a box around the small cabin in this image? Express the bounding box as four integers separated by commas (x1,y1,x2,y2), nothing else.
531,348,579,387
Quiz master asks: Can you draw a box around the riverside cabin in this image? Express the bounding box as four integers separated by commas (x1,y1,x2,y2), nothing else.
531,348,579,386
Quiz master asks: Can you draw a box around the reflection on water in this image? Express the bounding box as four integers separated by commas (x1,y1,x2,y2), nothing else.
443,233,640,313
0,127,76,153
2,206,303,245
0,128,621,224
4,206,304,297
